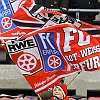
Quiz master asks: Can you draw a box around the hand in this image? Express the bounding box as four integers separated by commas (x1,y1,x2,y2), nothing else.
60,7,67,11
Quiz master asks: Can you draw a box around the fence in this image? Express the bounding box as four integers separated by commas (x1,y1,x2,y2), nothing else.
53,9,100,19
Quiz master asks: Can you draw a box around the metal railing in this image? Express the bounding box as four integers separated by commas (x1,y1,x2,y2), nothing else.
54,9,100,19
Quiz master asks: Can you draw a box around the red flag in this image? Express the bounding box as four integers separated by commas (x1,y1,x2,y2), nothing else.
2,23,100,94
0,0,100,95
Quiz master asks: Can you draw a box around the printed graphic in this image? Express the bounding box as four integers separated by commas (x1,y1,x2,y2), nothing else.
1,17,12,29
17,53,37,72
35,32,65,72
48,55,61,68
0,0,17,32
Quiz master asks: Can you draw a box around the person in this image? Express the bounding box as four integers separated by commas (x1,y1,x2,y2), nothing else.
37,83,69,100
34,0,69,12
67,0,99,24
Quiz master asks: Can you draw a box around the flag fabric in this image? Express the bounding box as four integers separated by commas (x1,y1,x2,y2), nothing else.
2,23,100,94
0,0,36,42
0,0,100,94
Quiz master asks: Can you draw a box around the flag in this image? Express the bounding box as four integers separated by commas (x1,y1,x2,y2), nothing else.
2,23,100,94
0,0,100,94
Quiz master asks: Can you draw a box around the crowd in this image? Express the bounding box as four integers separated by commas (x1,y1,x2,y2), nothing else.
35,0,100,24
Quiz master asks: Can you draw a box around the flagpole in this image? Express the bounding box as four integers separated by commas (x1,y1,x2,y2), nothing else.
38,94,43,100
67,72,81,86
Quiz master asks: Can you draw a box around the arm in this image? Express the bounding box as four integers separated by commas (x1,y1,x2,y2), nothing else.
37,90,53,100
60,0,69,11
93,0,99,9
93,0,99,15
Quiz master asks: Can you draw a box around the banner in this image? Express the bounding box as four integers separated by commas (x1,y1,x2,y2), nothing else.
3,23,100,94
0,0,100,94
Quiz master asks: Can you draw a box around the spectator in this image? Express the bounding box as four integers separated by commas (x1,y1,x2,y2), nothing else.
37,83,69,100
67,0,99,24
34,0,69,12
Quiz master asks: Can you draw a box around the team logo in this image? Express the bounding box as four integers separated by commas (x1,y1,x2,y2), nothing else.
48,55,61,68
17,53,37,72
1,17,12,29
16,51,43,75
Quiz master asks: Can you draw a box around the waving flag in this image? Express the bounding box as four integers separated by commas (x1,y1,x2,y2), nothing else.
2,23,100,94
0,0,100,40
0,0,100,95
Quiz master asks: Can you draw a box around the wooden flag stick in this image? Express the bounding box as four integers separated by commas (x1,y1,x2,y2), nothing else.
37,94,42,100
67,72,81,86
